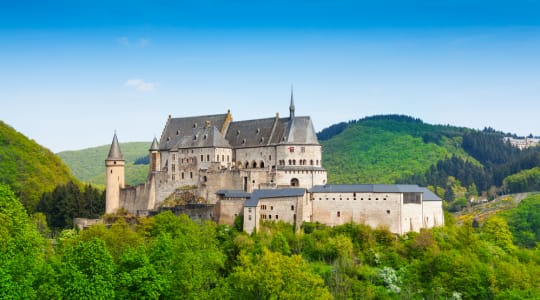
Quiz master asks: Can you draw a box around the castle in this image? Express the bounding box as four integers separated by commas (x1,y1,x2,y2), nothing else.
105,93,444,234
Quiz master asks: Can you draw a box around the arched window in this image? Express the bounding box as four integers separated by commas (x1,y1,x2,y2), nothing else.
290,178,299,187
310,159,314,165
245,161,250,169
260,161,265,168
252,161,257,168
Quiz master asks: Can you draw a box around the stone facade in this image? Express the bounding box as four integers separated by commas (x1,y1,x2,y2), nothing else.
105,97,444,234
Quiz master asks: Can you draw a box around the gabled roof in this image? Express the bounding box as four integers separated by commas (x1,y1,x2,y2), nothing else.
216,190,251,198
159,113,228,150
106,133,124,161
172,126,231,149
245,188,307,207
309,184,442,201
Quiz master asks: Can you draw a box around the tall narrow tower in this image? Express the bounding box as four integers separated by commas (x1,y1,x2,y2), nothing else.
289,86,295,119
105,132,125,214
149,137,161,174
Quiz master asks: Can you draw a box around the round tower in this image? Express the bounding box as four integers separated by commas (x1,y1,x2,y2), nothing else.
149,137,161,173
105,132,125,214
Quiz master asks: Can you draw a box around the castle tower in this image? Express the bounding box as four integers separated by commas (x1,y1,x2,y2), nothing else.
149,137,161,173
105,132,125,214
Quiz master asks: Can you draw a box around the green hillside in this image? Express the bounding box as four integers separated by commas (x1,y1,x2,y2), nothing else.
321,115,475,184
58,142,150,187
0,121,75,211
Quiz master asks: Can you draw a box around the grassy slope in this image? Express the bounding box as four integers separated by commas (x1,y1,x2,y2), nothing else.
58,142,150,187
0,121,75,211
321,117,477,184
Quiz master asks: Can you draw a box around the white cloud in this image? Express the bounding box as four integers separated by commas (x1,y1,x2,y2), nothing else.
117,37,150,48
124,79,156,92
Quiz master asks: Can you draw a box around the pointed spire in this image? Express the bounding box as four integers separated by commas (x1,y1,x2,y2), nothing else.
289,85,295,119
107,132,124,160
149,136,159,151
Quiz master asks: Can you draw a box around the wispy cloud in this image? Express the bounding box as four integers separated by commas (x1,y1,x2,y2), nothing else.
117,36,150,48
124,79,156,92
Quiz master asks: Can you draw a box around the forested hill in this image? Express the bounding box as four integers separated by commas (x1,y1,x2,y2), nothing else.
0,120,74,211
319,115,540,204
58,142,151,187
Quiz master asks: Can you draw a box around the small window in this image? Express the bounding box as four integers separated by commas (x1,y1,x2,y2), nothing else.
275,215,279,220
270,206,273,210
291,205,294,211
190,172,193,178
248,215,252,221
207,154,210,161
386,210,391,214
337,211,341,217
200,155,204,161
269,215,272,220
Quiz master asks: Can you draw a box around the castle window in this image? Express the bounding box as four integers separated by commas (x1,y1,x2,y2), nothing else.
301,146,305,153
172,154,176,160
290,178,299,187
207,154,210,161
203,176,207,182
376,198,379,200
310,159,313,165
222,155,225,162
172,174,175,180
269,215,272,219
203,134,207,140
275,215,278,220
176,130,180,135
242,139,246,144
337,211,341,217
181,172,184,179
171,164,175,173
256,128,260,134
216,155,219,161
289,146,294,152
270,206,273,210
201,155,204,162
190,172,193,178
353,192,356,197
292,159,296,165
193,123,197,128
248,208,252,213
291,205,294,210
387,210,391,214
227,155,230,162
248,215,252,221
269,155,272,161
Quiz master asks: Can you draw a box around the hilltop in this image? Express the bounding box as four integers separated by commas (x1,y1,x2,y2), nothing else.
0,121,75,211
58,115,540,207
57,142,151,187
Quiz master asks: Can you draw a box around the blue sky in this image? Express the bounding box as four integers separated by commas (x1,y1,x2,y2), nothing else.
1,1,540,152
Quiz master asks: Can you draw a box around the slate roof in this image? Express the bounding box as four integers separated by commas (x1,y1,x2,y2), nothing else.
149,137,159,151
310,184,442,201
215,190,251,198
106,133,124,160
171,126,231,149
158,109,321,151
245,188,307,207
159,114,228,150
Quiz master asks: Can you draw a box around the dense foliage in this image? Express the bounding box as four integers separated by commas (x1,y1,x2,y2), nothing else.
36,181,105,230
57,141,151,187
319,115,540,202
4,183,540,299
0,121,74,211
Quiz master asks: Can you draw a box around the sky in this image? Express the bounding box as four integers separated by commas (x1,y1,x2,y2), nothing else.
1,1,540,152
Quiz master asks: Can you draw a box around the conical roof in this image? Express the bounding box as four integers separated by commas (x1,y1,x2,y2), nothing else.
149,137,159,151
107,133,124,160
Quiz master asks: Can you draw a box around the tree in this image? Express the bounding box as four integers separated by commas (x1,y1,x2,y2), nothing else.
0,184,44,299
229,249,333,299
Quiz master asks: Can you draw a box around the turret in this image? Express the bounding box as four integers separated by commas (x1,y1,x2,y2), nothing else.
105,132,125,214
289,87,295,119
149,137,161,173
